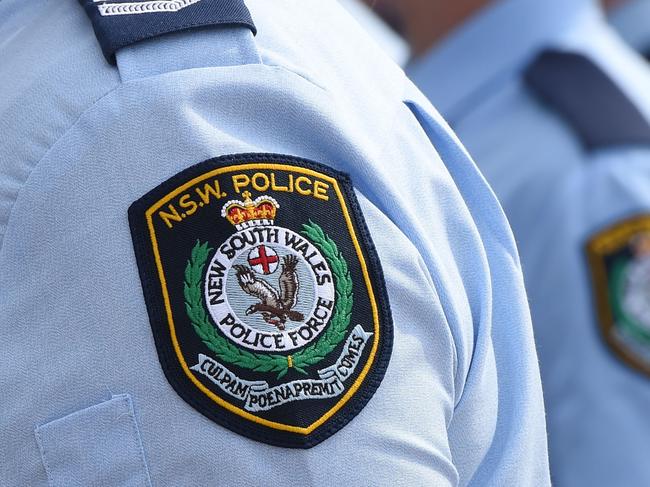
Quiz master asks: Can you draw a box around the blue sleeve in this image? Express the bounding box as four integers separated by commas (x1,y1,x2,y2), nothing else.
403,86,550,486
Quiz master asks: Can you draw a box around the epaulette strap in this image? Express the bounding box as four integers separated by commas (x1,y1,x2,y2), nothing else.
79,0,257,64
524,50,650,150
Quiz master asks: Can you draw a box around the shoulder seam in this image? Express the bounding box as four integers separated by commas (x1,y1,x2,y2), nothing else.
0,84,121,254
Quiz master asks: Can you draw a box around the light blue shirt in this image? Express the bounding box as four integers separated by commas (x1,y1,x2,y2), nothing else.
0,1,548,485
408,0,650,485
338,0,409,66
610,0,650,55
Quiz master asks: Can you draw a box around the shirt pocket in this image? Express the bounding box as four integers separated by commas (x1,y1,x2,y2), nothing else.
34,394,152,487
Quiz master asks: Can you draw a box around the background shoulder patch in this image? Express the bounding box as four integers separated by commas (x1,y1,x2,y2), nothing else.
129,153,393,448
587,214,650,377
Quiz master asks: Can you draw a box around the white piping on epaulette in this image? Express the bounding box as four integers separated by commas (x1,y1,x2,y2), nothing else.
93,0,203,17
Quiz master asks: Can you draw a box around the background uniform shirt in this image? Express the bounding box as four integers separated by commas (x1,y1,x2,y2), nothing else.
0,1,548,485
610,0,650,57
408,0,650,485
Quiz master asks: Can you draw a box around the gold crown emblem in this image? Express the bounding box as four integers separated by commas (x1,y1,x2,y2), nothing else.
221,191,280,230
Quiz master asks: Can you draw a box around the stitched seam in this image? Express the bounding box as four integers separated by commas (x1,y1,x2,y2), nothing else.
0,84,120,255
33,426,55,487
122,395,154,487
33,396,152,487
108,17,254,55
261,64,328,93
116,63,329,95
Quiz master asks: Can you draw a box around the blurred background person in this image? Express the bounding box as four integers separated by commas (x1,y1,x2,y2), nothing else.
363,0,650,485
606,0,650,57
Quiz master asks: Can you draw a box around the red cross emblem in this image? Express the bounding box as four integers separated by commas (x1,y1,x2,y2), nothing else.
247,245,279,275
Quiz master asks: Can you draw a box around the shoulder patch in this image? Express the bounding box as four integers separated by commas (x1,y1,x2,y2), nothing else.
129,154,393,448
587,215,650,376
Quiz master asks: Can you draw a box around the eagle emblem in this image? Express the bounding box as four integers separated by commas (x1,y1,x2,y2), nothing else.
234,254,304,330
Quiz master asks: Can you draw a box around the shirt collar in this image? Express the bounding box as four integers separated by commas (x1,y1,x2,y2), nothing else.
406,0,602,122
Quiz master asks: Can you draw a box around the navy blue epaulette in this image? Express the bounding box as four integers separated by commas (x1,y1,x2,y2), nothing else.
524,50,650,150
79,0,257,64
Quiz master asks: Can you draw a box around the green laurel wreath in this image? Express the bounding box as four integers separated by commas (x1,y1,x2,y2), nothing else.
184,221,353,379
610,258,650,345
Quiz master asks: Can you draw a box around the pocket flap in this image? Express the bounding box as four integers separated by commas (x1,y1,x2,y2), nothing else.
35,394,152,487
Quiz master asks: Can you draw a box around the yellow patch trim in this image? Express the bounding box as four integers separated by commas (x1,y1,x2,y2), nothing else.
587,214,650,376
145,163,381,434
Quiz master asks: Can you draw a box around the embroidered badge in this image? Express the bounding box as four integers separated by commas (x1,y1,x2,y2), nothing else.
129,154,393,447
587,215,650,376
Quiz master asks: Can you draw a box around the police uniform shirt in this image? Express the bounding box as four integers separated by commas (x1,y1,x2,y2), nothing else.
0,1,548,486
610,0,650,57
338,0,410,66
407,0,650,485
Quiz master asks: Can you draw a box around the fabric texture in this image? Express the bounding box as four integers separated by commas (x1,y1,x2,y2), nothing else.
0,0,548,485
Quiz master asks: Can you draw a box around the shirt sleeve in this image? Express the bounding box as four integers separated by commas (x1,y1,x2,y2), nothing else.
403,86,551,486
